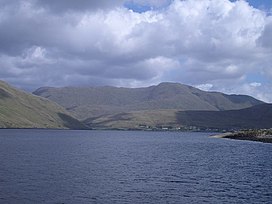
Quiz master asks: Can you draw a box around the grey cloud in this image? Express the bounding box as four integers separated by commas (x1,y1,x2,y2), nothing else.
258,17,272,48
211,81,272,103
0,0,18,7
127,0,172,8
33,0,125,13
0,0,272,102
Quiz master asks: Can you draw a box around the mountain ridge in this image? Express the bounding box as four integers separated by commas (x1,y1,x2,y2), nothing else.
33,82,264,121
0,80,269,130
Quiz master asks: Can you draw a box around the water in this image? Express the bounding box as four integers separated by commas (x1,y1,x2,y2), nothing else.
0,130,271,204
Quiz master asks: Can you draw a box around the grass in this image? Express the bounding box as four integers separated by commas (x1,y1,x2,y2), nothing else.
0,81,84,129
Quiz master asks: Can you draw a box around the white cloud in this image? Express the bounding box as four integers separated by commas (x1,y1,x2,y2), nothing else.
233,83,271,103
196,83,214,91
0,0,271,101
250,82,262,87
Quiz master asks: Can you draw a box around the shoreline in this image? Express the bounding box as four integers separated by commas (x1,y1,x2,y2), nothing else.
210,132,233,138
211,130,272,143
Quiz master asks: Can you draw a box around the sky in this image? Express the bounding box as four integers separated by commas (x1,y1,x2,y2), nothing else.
0,0,272,102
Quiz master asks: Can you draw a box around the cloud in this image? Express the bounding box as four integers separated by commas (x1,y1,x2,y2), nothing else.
258,16,272,48
127,0,172,8
250,82,261,87
226,82,272,103
0,0,272,102
196,83,214,91
33,0,125,13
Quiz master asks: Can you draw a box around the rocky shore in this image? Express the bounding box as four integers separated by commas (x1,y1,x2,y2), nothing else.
212,129,272,143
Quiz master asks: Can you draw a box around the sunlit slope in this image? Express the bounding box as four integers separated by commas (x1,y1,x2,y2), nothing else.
34,82,263,121
0,81,85,129
84,104,272,130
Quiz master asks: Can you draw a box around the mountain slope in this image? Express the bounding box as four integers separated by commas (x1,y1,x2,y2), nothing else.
0,81,86,129
176,103,272,130
33,82,263,120
84,109,179,129
84,104,272,130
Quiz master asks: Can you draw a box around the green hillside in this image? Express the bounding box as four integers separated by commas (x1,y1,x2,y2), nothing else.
0,81,86,129
34,82,263,121
84,104,272,130
84,109,179,129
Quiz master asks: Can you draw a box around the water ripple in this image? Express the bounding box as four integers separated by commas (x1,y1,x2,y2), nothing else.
0,129,271,203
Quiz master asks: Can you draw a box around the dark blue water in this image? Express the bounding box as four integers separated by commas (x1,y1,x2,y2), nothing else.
0,130,271,204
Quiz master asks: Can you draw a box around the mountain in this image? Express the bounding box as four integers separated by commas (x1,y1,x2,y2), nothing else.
84,104,272,130
176,103,272,130
33,82,263,121
83,109,180,129
0,81,86,129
